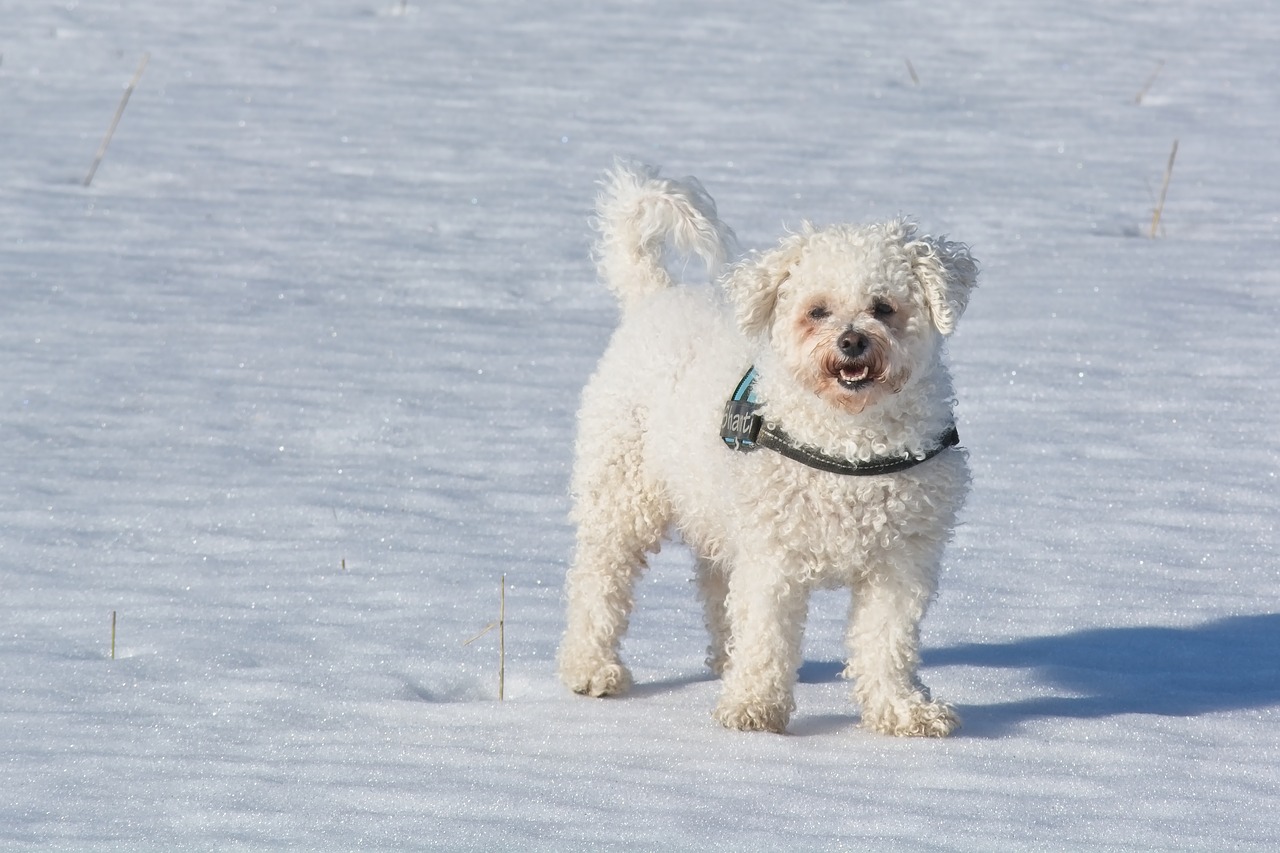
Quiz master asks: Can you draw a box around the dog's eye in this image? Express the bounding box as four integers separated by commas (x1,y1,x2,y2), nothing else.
872,300,896,318
807,305,831,321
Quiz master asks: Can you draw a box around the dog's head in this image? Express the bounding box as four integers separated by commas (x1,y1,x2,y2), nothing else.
726,220,977,415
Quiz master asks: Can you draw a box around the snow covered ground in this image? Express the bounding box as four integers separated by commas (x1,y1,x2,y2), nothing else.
3,0,1279,849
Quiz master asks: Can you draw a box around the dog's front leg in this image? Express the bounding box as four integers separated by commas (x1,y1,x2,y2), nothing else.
844,568,959,737
713,564,809,733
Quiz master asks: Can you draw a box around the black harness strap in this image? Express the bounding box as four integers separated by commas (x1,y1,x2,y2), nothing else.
720,367,960,476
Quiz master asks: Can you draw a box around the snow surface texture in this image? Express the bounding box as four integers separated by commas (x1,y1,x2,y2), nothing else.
2,1,1278,850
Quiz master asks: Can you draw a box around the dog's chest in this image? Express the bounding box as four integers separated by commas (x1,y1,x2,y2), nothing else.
735,460,962,582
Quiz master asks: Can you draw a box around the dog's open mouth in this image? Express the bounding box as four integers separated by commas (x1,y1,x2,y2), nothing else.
835,364,872,389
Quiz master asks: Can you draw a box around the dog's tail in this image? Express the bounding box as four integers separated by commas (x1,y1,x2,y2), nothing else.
593,161,736,313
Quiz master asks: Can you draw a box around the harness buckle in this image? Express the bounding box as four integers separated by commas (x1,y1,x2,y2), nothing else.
720,398,763,451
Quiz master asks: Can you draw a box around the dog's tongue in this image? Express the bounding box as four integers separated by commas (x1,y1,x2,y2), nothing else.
839,366,870,384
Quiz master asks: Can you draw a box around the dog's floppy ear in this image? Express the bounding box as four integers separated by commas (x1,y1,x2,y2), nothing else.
725,229,808,338
906,229,978,335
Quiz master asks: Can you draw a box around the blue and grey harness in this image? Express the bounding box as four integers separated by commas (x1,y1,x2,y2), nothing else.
719,367,960,476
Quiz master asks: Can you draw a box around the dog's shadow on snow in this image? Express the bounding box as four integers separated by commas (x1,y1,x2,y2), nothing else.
918,612,1280,737
629,615,1280,737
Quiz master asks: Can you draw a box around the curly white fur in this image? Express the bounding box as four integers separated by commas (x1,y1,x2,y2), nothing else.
558,161,977,737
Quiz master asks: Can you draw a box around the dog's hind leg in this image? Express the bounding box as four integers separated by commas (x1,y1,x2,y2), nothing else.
695,558,731,676
558,425,669,698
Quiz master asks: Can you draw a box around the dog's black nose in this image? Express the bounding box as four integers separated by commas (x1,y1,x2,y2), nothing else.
838,330,869,358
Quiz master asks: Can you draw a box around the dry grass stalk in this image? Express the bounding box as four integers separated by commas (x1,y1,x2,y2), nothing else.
1150,139,1178,238
904,58,920,86
1135,60,1165,105
84,52,150,187
462,575,507,701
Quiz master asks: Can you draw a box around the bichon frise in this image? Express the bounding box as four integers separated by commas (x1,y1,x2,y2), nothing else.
557,162,977,736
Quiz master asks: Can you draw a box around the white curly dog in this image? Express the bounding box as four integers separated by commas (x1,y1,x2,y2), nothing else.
557,162,977,736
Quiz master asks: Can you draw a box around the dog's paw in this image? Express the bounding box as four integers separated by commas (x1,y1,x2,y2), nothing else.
712,697,792,733
862,699,960,738
559,659,633,697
